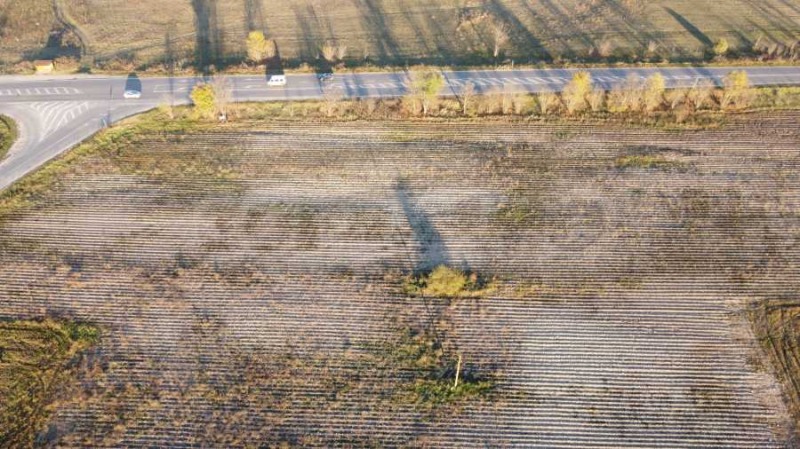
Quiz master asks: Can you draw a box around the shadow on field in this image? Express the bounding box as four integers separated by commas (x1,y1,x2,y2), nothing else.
354,0,401,64
486,0,551,61
395,179,449,273
665,8,712,47
192,0,222,73
243,0,265,32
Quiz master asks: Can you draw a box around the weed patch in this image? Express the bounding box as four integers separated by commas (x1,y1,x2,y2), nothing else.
0,318,99,448
404,265,496,298
0,115,17,162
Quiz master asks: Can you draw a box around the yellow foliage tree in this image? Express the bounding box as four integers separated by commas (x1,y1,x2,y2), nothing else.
190,83,216,119
563,71,593,114
721,70,752,109
713,38,729,57
246,31,269,63
643,73,666,112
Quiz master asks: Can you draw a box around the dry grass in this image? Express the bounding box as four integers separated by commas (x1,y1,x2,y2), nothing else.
0,319,99,448
0,115,17,162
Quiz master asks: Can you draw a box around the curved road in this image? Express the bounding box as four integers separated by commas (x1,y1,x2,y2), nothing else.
0,65,799,191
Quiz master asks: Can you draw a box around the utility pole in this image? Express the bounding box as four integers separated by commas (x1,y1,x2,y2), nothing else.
453,354,462,389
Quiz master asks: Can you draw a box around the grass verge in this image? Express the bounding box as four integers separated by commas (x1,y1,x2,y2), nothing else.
0,318,99,448
0,115,18,162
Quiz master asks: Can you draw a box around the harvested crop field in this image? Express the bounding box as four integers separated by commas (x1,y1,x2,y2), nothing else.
3,0,800,69
1,112,800,446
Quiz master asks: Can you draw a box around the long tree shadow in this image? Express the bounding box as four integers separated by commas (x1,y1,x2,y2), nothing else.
243,0,266,32
395,179,449,274
665,7,712,48
192,0,222,74
353,0,402,64
486,0,551,61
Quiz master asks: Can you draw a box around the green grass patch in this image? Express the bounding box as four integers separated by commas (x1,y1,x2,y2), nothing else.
0,115,18,162
386,327,494,412
0,318,99,448
404,265,496,298
615,154,684,170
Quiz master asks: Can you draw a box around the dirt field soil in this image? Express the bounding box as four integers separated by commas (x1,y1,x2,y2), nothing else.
0,113,798,446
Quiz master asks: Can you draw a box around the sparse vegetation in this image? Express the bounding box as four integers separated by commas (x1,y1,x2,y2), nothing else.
0,111,796,445
404,265,495,298
0,319,99,448
0,115,17,161
407,68,445,116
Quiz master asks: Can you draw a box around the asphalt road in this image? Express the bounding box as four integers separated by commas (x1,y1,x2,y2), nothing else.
0,65,799,191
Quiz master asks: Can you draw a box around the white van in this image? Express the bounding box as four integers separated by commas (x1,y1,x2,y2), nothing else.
267,75,287,87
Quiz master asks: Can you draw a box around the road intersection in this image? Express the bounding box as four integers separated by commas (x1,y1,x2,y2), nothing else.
0,65,799,191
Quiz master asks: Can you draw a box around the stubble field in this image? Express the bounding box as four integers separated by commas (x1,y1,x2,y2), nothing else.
0,112,799,447
2,0,799,70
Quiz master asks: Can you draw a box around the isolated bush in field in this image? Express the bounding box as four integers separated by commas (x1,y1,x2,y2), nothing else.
190,83,216,119
643,73,666,112
246,31,269,63
409,68,444,116
713,38,730,57
423,266,468,298
562,71,593,114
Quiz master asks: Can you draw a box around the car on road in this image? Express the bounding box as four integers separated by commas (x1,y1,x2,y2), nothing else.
123,89,141,99
267,75,287,87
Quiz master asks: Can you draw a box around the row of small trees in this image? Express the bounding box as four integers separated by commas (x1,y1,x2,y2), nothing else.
185,68,754,121
558,70,753,117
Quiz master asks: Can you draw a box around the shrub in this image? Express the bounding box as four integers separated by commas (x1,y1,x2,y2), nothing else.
246,31,269,63
713,38,730,57
536,91,560,115
408,68,445,116
643,73,666,113
190,83,216,119
721,70,753,109
562,71,593,114
424,265,467,297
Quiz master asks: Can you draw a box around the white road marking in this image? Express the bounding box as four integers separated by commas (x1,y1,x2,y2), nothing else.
28,101,91,138
0,86,80,96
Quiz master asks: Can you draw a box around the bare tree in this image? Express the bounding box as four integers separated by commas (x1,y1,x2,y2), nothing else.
460,81,475,116
322,83,344,117
492,21,510,59
320,41,337,62
211,75,232,121
536,90,559,115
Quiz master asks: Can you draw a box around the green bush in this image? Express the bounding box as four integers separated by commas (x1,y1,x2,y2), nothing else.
424,265,467,297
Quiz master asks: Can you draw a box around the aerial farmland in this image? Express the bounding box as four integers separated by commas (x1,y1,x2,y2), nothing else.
0,110,798,446
1,0,800,446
